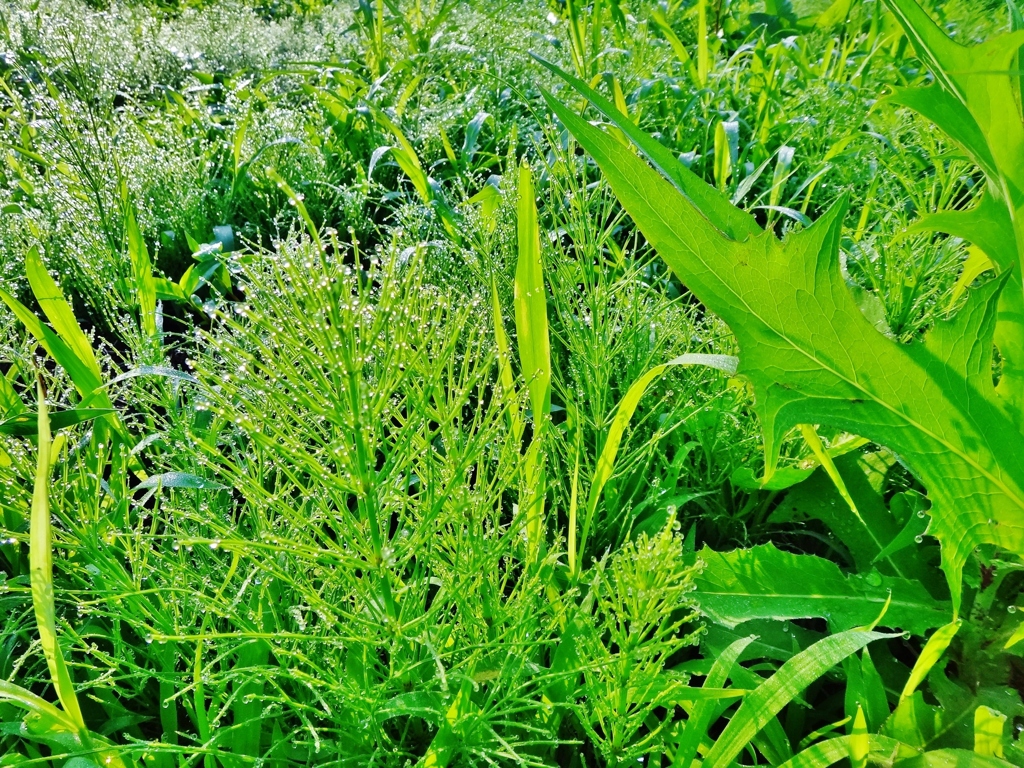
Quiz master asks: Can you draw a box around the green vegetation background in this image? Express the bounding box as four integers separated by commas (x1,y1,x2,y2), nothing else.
0,0,1022,765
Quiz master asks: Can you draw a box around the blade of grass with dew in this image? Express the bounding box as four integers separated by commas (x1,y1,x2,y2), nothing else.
575,353,737,576
514,162,550,565
265,167,322,254
672,635,755,768
901,620,961,700
773,735,907,768
703,629,896,768
124,200,158,342
30,377,87,737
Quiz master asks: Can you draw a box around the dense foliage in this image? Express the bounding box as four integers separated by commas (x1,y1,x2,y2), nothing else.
0,0,1022,765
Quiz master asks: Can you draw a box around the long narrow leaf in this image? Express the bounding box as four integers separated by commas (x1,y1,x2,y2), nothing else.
30,379,87,735
673,635,755,768
514,162,550,564
703,629,894,768
25,247,103,386
578,353,737,574
125,204,158,339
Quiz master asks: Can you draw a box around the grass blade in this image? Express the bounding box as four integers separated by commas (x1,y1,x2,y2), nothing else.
514,162,550,564
30,377,88,736
577,353,737,575
673,635,755,768
703,629,894,768
25,247,103,387
124,202,158,340
901,620,961,699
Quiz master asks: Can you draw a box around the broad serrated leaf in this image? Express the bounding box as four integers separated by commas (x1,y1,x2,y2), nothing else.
541,83,1024,615
691,544,949,634
884,0,1024,420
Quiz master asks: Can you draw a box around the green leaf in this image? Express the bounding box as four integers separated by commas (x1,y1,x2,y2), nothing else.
0,254,107,406
24,247,103,388
896,749,1017,768
672,636,754,768
29,381,87,735
0,680,78,733
703,628,895,768
541,82,1024,616
884,85,999,182
514,162,550,425
859,649,891,733
885,0,1024,194
514,162,550,564
704,619,822,663
948,248,995,312
124,203,157,339
888,671,1024,752
691,543,950,634
491,276,522,442
578,353,737,575
0,408,114,436
974,706,1007,758
265,168,322,254
811,0,854,28
0,370,24,417
850,705,869,768
902,620,961,699
773,735,908,768
884,0,1024,420
1005,621,1024,649
774,453,936,585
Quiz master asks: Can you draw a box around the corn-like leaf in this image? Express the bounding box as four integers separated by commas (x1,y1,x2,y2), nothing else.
896,749,1017,768
542,73,1024,616
0,408,113,436
812,0,854,28
1005,621,1024,649
0,290,101,396
25,246,103,386
974,706,1007,758
30,380,87,734
0,679,79,733
124,204,158,339
702,628,894,768
672,635,754,768
0,368,24,417
696,0,709,87
901,620,961,699
850,705,869,768
773,734,905,768
266,168,322,253
514,162,550,563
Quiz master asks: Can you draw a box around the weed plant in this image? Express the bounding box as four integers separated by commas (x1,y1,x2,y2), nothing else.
1,0,1023,765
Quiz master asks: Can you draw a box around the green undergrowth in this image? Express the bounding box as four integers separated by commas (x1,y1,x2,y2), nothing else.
1,0,1023,765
